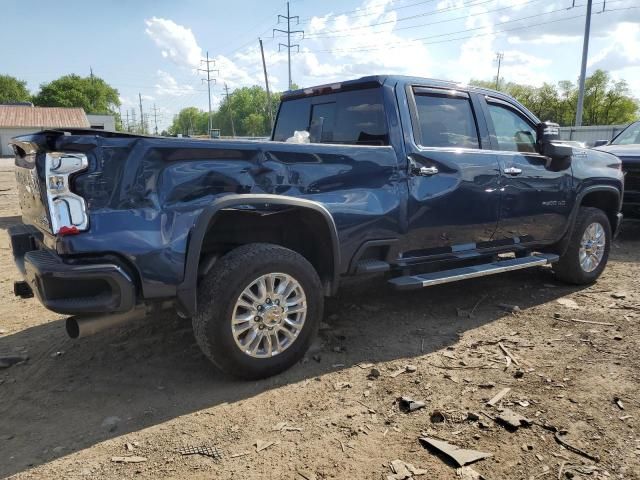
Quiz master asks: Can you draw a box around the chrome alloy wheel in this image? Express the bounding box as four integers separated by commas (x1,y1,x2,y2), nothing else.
579,222,606,273
231,273,307,358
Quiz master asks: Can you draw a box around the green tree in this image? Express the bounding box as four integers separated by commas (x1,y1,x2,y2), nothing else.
167,107,209,136
0,74,31,103
33,74,120,114
470,70,638,126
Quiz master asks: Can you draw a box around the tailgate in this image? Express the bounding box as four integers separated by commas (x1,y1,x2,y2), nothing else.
14,152,52,232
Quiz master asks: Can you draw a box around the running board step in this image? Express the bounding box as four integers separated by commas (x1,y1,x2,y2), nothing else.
355,259,391,274
389,253,559,291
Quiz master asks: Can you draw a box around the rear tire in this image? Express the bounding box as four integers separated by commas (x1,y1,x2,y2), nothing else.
553,207,611,285
193,243,323,380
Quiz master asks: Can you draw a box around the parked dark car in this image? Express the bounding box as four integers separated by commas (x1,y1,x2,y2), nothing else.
8,75,624,379
594,120,640,217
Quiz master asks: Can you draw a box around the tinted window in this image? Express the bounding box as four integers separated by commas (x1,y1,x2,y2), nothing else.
273,87,388,145
413,94,479,149
310,102,336,143
273,97,310,142
612,121,640,145
487,103,536,153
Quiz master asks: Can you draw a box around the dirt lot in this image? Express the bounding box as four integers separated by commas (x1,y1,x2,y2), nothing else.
0,162,639,480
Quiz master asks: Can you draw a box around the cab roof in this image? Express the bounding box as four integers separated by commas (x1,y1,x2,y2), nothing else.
282,75,539,123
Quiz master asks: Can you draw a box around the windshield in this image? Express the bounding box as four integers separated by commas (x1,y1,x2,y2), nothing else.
611,121,640,145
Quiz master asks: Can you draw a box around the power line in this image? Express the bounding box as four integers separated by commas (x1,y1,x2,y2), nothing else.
274,1,304,90
299,0,439,24
308,1,621,54
304,0,495,37
304,0,545,39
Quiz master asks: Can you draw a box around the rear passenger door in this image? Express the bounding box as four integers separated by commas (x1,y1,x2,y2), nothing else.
481,96,573,243
401,86,502,257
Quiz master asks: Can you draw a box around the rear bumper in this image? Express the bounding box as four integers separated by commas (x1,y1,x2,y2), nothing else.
9,224,136,315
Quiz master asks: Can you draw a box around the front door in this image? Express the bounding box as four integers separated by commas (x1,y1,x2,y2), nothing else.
482,97,573,244
401,87,502,258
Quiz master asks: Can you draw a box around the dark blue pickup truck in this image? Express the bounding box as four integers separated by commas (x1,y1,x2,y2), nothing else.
8,75,624,379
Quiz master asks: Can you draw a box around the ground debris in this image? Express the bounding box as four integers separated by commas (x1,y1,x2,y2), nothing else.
0,355,29,369
419,437,492,467
486,387,511,406
495,408,532,430
498,303,521,313
397,396,425,413
556,298,580,309
614,397,625,410
387,459,428,479
553,432,599,462
255,440,279,452
456,466,485,479
178,444,223,460
111,456,147,463
334,381,352,390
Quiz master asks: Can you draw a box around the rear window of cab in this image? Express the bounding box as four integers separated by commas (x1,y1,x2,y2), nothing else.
273,87,389,146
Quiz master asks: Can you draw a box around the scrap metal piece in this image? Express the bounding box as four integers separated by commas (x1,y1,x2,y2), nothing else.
419,437,492,467
179,444,223,461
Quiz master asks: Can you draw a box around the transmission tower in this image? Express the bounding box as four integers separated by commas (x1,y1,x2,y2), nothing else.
224,83,236,138
274,2,304,90
199,51,219,137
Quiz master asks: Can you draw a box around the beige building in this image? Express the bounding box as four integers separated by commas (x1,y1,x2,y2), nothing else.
0,105,91,156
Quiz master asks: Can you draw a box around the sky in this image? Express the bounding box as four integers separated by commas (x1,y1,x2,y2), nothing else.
1,0,639,131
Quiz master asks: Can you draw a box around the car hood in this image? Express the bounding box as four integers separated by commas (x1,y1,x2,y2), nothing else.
594,144,640,161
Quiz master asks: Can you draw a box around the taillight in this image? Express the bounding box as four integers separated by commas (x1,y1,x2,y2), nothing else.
45,153,89,235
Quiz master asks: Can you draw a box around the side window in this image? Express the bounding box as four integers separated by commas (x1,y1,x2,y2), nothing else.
413,93,479,149
273,98,311,142
333,89,388,145
272,87,388,145
487,103,536,153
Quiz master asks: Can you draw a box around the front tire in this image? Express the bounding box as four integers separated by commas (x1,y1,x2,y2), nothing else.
193,243,323,380
553,207,611,285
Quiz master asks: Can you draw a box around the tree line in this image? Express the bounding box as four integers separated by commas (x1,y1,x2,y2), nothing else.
0,73,120,116
471,69,638,126
166,84,296,138
2,70,637,136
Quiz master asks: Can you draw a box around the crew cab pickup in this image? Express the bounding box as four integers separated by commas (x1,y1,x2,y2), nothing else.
8,75,624,379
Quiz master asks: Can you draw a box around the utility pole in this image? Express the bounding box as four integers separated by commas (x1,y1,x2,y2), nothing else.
131,108,137,133
224,83,236,138
494,52,504,90
152,104,159,135
138,93,144,134
259,38,274,130
575,0,593,127
199,51,218,137
89,66,95,112
274,2,304,90
125,110,130,132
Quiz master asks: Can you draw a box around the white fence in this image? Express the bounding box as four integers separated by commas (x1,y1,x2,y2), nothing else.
558,124,628,146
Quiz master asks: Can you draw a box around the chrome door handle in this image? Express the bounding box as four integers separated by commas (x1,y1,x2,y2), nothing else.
416,166,439,176
504,166,523,175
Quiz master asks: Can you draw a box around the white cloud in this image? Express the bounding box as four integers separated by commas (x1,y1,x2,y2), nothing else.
153,70,196,97
589,22,640,72
145,17,203,68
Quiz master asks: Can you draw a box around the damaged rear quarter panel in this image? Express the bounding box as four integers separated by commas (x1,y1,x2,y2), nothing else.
55,135,403,299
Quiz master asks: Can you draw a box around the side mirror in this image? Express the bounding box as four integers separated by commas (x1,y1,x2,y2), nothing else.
536,121,573,161
593,139,608,147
